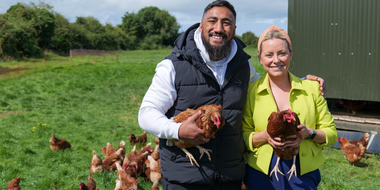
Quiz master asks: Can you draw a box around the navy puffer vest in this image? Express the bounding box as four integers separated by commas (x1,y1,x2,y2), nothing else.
160,23,251,185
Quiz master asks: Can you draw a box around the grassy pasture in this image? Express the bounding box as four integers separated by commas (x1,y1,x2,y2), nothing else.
0,47,379,189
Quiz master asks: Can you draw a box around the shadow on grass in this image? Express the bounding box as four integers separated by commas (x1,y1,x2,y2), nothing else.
353,162,369,167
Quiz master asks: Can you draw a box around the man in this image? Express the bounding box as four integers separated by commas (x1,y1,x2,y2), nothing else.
138,1,325,189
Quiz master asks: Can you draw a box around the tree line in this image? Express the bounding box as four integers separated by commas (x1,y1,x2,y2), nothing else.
0,2,258,60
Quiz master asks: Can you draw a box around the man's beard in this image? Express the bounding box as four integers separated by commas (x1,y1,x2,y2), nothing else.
202,33,232,61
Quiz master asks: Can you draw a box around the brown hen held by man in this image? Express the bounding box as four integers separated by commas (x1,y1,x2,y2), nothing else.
168,104,225,167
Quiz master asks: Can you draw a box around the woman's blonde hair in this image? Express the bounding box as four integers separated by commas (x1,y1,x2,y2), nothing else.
257,30,292,57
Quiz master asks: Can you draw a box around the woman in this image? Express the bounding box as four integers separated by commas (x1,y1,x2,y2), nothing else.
242,25,337,190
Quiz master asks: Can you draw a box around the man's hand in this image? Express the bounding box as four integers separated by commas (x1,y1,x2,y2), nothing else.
306,74,326,98
178,111,209,146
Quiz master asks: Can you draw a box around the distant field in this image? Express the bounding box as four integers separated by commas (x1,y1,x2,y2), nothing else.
0,48,379,189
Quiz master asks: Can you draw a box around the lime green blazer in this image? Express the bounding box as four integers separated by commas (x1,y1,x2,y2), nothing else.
242,72,338,175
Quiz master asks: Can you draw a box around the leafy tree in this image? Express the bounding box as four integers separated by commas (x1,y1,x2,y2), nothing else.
69,22,92,49
29,2,55,49
119,12,139,37
75,16,105,34
137,6,180,47
0,11,40,59
6,2,55,50
33,8,55,49
103,23,135,50
49,13,73,54
241,31,258,47
140,35,162,50
74,16,103,49
120,6,180,49
5,3,34,20
1,2,181,59
0,2,55,58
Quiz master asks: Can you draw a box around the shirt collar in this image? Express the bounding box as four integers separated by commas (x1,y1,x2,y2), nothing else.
257,72,305,94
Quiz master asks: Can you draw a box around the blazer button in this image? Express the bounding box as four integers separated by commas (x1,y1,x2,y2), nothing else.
302,153,306,157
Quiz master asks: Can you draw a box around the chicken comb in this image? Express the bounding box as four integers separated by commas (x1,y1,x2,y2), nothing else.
283,109,294,123
288,108,294,117
215,116,221,126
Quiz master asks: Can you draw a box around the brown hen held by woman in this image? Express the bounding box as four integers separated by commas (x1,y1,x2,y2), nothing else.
267,109,301,181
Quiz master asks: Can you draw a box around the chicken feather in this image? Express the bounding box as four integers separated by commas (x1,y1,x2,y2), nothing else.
168,104,225,167
267,109,301,181
49,132,71,151
6,175,21,190
338,133,369,166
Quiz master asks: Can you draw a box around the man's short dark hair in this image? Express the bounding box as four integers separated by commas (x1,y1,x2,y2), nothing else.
203,0,236,20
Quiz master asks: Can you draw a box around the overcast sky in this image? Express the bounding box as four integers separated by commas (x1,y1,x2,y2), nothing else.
0,0,288,36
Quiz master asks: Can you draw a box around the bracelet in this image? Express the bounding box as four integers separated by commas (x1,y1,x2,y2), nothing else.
307,128,316,140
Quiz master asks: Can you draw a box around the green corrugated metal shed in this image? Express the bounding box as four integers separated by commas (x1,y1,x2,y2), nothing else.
288,0,380,102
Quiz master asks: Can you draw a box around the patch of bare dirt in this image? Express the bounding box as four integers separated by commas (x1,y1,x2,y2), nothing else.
0,66,28,75
0,111,21,117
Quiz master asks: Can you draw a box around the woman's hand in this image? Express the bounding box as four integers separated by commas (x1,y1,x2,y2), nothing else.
266,125,311,150
281,135,303,149
267,135,301,151
281,124,311,148
297,124,311,139
266,132,285,150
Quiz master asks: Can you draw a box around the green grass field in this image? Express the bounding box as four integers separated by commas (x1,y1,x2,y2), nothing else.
0,47,379,189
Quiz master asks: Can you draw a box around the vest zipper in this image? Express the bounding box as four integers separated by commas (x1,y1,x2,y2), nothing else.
221,60,250,90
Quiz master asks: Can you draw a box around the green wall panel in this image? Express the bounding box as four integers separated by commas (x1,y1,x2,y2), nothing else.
288,0,380,102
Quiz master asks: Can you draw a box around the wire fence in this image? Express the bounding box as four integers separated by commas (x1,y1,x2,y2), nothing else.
69,49,116,57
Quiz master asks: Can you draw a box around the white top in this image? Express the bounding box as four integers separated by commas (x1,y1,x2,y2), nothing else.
138,28,261,140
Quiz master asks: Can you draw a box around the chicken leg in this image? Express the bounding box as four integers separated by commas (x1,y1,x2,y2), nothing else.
269,156,285,181
196,145,212,161
180,145,212,167
180,148,200,167
287,155,297,180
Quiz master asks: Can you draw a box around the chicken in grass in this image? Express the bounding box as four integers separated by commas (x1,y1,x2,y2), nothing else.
267,109,301,181
124,163,138,179
102,141,126,159
144,141,160,180
151,139,160,161
146,155,162,190
168,104,225,167
123,143,151,177
138,142,153,156
102,142,116,157
49,132,71,151
117,140,126,160
79,175,100,190
129,131,147,144
115,162,138,190
337,133,370,166
90,150,103,174
103,142,124,171
154,136,159,147
6,175,21,190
